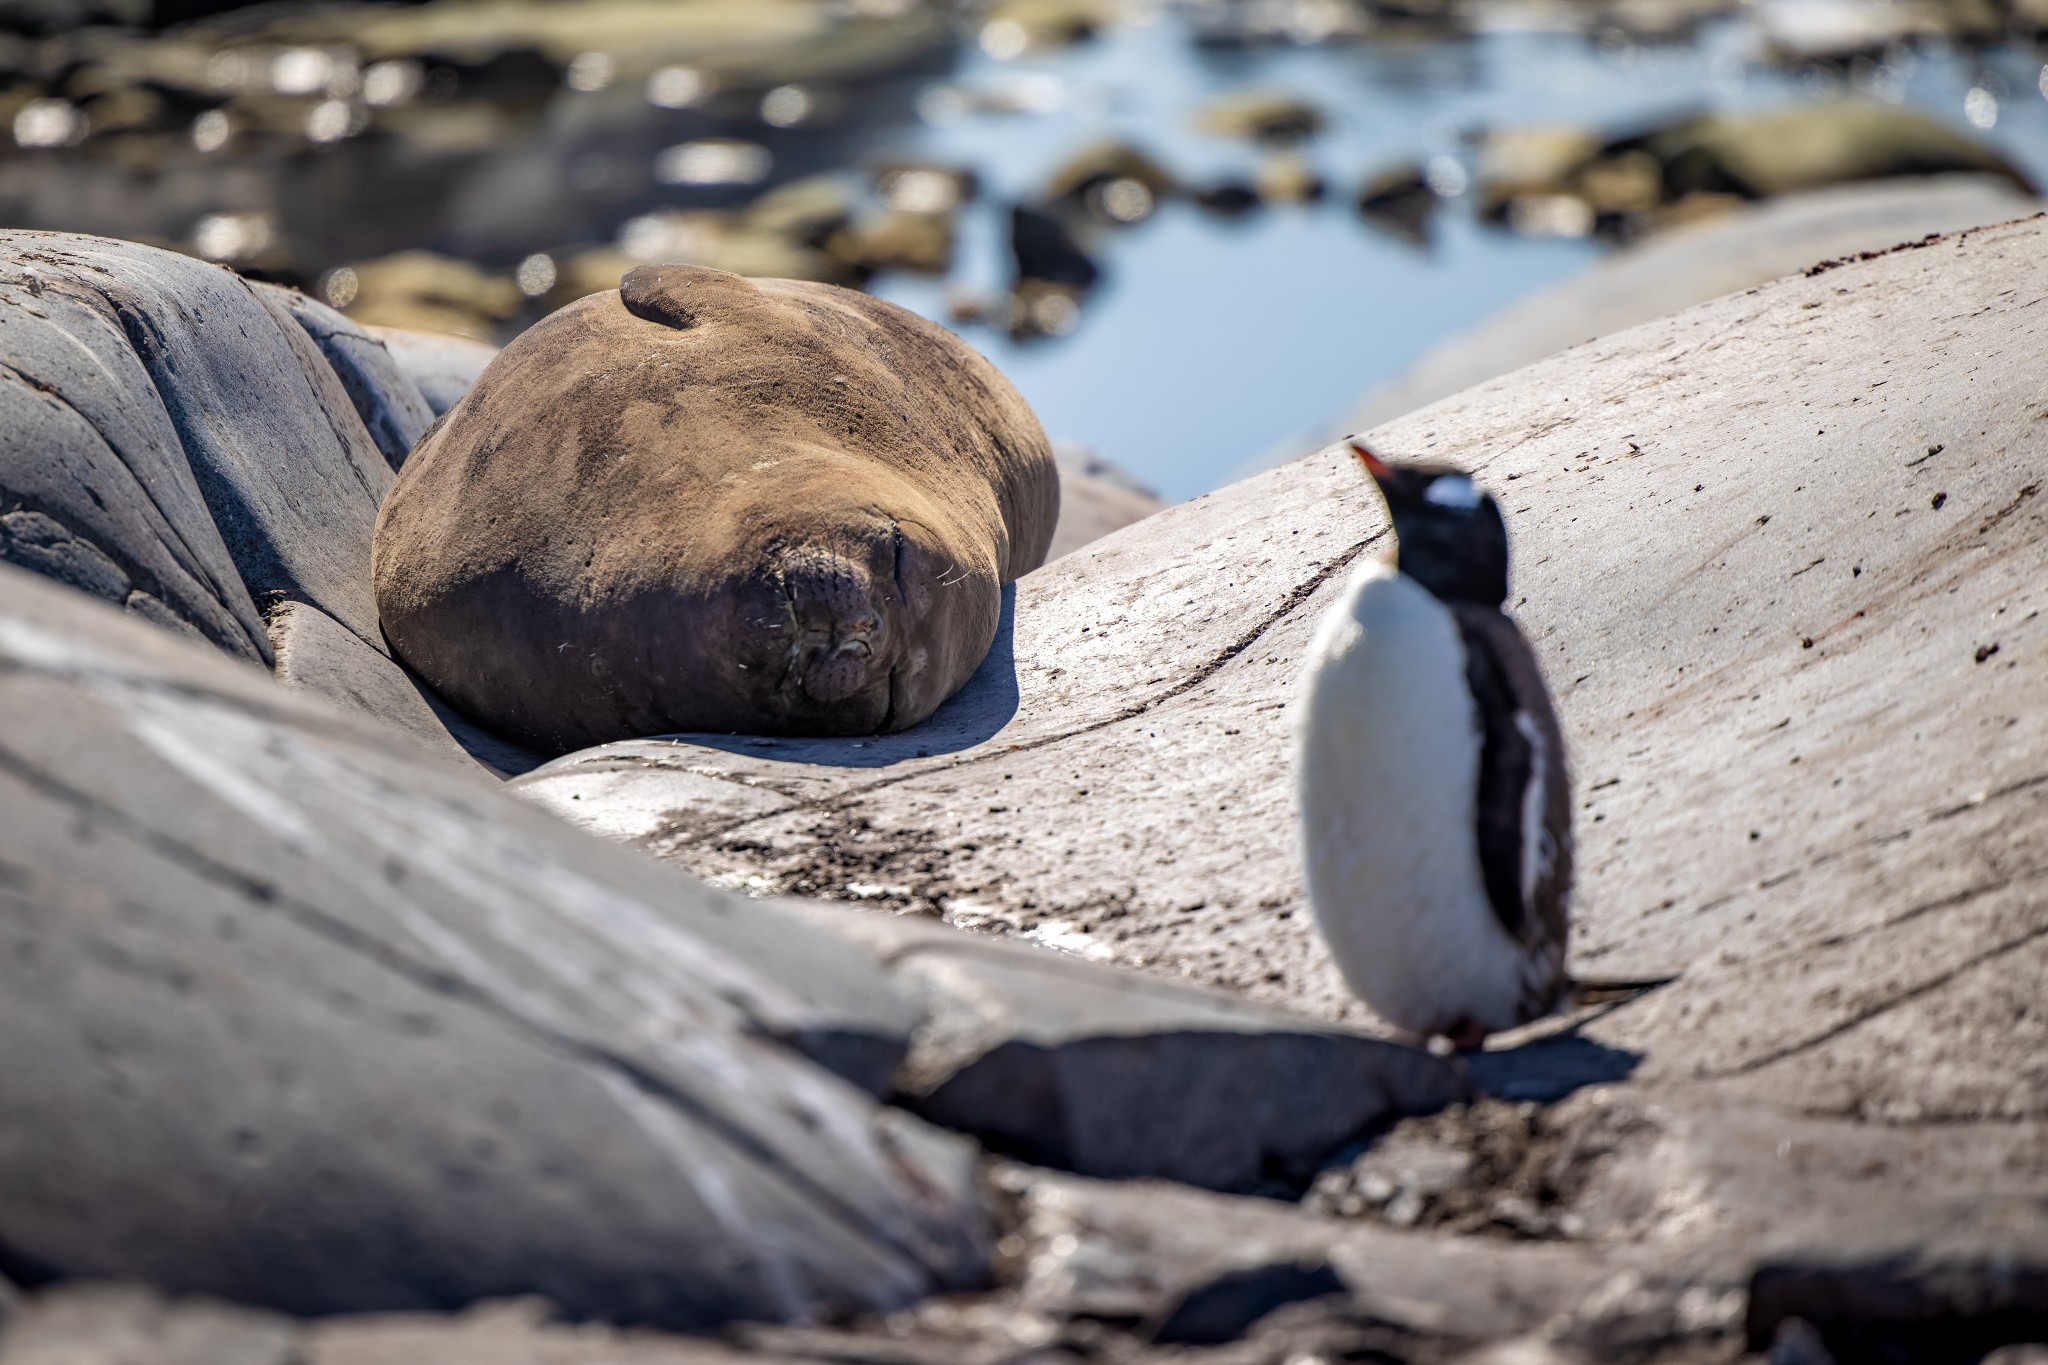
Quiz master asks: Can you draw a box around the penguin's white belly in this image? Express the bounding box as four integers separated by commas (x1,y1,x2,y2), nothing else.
1294,560,1530,1037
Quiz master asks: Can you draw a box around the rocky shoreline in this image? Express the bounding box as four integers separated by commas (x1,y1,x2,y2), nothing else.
2,205,2047,1364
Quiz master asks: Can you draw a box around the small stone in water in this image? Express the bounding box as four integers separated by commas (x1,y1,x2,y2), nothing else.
516,254,557,298
655,139,771,186
646,66,707,109
12,99,80,149
566,52,615,93
305,100,353,144
192,110,231,153
192,212,272,263
760,85,813,127
362,60,423,106
320,266,359,309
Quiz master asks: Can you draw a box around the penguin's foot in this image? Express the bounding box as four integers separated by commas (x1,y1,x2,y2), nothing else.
1440,1015,1491,1053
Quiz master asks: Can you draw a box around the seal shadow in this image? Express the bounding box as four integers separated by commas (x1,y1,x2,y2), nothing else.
649,582,1023,770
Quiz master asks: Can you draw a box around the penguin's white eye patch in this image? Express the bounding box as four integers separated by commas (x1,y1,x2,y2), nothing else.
1424,474,1482,509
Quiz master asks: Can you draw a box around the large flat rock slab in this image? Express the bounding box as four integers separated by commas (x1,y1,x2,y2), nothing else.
0,562,984,1327
521,215,2048,1285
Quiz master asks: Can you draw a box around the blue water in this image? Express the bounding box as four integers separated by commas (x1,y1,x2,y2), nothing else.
870,16,2048,499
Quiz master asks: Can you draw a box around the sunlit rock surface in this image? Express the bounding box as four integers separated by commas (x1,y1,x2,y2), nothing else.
0,561,985,1326
522,214,2048,1299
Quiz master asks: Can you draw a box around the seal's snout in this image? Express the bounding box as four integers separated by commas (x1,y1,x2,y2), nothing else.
777,546,891,709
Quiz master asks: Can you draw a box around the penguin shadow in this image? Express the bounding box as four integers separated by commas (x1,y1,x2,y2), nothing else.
1460,1016,1645,1104
668,583,1023,770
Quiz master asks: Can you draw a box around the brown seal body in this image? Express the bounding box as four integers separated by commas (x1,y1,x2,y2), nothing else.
372,265,1058,753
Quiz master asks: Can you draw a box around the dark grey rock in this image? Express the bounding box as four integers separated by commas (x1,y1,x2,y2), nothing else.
0,257,270,661
783,905,1468,1193
0,231,392,648
1149,1260,1347,1345
364,327,500,419
1747,1254,2048,1362
267,599,544,778
0,562,980,1327
256,284,435,471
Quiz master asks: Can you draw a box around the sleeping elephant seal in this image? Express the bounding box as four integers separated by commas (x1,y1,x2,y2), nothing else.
372,264,1058,753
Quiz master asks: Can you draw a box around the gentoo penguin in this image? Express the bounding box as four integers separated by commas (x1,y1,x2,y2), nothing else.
1295,440,1572,1048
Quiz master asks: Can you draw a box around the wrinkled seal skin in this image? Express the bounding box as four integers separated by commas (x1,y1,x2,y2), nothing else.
372,265,1059,753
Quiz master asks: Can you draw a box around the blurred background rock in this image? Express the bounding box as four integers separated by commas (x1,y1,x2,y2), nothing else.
4,0,2042,499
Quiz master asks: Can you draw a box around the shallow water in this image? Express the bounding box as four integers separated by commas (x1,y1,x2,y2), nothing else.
872,14,2048,498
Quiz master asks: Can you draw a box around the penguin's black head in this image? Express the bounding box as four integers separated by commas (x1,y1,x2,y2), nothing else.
1349,440,1509,608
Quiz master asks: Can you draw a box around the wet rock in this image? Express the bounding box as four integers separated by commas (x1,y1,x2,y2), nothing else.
777,904,1471,1192
1041,138,1179,211
1358,162,1440,244
978,0,1117,55
1187,0,1375,45
1756,0,1999,63
336,251,521,342
243,0,953,94
1637,103,2034,201
0,560,984,1325
1256,153,1326,205
366,326,498,418
256,282,434,470
1481,103,2034,241
1010,203,1099,289
1046,445,1167,562
1190,180,1262,218
1193,90,1325,145
1347,174,2036,428
0,231,390,653
872,160,978,215
606,178,862,290
837,210,954,277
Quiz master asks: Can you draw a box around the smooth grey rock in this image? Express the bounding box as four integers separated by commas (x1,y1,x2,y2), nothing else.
0,561,979,1326
1046,445,1167,563
521,216,2048,1291
781,905,1469,1192
268,599,544,777
0,255,270,660
257,284,435,471
0,231,392,649
1340,174,2038,432
365,326,500,418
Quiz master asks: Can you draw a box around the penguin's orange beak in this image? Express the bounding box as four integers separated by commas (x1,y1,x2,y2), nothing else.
1347,439,1392,480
